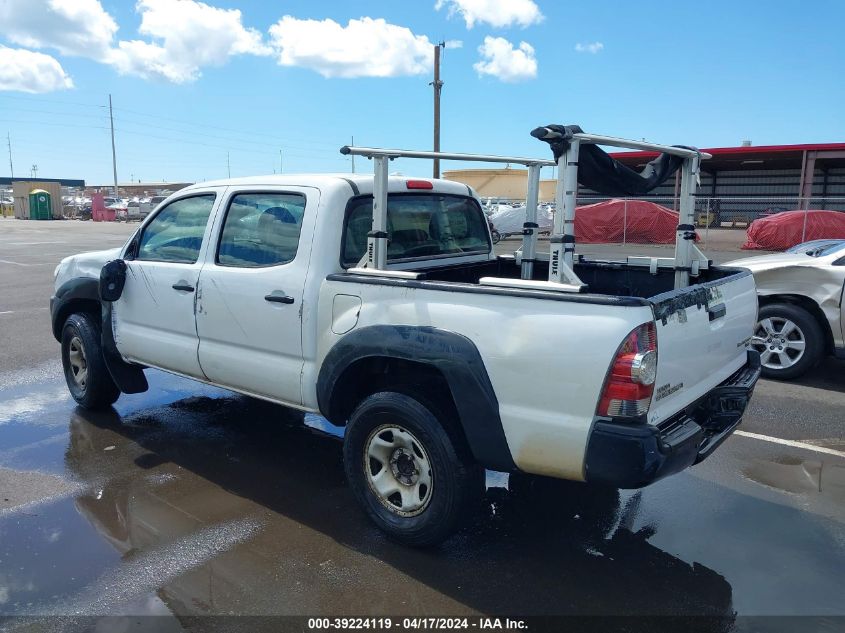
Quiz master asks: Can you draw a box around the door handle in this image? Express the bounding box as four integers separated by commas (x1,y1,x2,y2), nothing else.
172,283,195,292
265,294,295,304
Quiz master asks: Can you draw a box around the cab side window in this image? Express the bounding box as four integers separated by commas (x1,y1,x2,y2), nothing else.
217,192,306,267
137,195,216,263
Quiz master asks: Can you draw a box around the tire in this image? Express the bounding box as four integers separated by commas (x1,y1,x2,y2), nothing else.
491,230,501,244
343,391,484,547
61,312,121,409
752,303,824,380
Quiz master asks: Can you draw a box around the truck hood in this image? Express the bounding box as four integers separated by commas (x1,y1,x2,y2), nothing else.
54,247,122,289
724,252,813,272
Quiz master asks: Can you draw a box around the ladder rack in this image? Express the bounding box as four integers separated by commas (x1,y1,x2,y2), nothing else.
340,134,712,290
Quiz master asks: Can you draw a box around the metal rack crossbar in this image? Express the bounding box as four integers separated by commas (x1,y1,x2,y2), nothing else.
340,134,711,290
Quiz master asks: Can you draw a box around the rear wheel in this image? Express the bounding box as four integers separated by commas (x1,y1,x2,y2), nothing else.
61,313,120,409
751,303,823,380
343,391,484,547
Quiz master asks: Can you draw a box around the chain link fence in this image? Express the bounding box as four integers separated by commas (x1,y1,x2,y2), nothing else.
503,196,845,253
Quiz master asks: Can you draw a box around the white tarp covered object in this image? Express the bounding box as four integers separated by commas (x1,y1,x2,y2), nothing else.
490,204,554,235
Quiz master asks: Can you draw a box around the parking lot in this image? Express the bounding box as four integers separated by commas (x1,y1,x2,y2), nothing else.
1,219,844,629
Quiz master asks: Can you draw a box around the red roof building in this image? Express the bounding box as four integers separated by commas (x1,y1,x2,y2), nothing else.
599,143,845,222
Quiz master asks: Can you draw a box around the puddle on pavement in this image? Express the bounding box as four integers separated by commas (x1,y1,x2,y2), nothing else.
743,457,845,495
0,382,741,621
1,371,844,622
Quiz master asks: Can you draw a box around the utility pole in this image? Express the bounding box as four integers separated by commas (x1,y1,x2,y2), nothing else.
108,94,119,198
227,152,231,178
31,164,38,178
6,132,13,178
431,41,445,178
351,136,355,173
279,149,283,174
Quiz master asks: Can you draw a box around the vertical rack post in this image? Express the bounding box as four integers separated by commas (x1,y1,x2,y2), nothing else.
521,163,541,279
549,139,580,283
673,153,699,289
368,155,389,269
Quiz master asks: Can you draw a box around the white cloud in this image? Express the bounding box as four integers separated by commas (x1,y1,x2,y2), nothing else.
575,41,604,54
0,0,270,84
0,0,118,59
109,0,271,83
435,0,543,29
473,36,537,82
0,46,74,93
268,16,433,78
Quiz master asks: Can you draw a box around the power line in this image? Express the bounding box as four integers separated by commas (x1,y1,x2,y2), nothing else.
0,93,345,157
110,104,338,149
0,105,110,121
0,117,110,131
0,93,107,109
111,114,332,156
0,92,340,151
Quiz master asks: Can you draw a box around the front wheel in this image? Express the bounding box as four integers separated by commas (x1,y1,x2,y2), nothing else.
61,313,121,408
490,230,501,244
751,303,823,380
343,391,484,547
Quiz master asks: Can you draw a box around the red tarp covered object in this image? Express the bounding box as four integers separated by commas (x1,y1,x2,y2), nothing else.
742,210,845,250
575,199,688,244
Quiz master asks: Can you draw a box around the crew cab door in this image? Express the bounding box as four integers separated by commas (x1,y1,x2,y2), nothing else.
114,191,223,378
195,187,317,405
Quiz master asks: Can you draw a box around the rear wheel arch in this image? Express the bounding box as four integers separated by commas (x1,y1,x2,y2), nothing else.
318,326,515,472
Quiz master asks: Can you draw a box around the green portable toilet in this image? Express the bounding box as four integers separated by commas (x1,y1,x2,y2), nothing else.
29,189,52,220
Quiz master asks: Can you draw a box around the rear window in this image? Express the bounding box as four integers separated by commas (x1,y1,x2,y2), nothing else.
342,194,490,267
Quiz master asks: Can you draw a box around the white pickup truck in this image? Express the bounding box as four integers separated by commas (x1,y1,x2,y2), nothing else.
51,132,761,546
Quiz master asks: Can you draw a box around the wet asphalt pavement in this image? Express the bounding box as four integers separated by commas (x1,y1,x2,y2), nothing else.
1,220,845,631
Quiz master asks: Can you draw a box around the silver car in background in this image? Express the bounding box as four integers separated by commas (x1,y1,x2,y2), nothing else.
728,240,845,379
139,195,167,219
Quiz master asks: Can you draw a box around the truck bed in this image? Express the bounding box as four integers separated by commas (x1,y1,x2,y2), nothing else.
416,255,741,300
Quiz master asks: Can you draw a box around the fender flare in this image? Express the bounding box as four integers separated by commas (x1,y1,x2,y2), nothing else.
317,325,515,472
51,277,100,341
51,277,148,394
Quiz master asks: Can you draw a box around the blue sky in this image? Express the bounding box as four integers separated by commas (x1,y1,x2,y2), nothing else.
1,0,843,185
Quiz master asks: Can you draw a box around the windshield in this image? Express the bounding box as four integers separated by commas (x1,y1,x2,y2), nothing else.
816,242,845,257
798,241,845,257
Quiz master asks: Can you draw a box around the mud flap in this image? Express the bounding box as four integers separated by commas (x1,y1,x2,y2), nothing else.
99,261,148,394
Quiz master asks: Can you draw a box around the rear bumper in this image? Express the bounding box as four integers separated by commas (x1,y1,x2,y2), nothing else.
584,350,761,489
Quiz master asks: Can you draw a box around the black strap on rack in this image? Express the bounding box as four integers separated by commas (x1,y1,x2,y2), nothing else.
531,124,691,197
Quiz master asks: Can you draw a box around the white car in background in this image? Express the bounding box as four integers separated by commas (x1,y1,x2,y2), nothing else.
139,195,167,219
728,240,845,379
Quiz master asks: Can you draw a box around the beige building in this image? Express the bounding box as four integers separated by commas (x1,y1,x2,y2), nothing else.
12,180,63,219
443,168,556,202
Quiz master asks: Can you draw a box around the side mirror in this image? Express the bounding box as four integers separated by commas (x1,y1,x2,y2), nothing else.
100,259,128,301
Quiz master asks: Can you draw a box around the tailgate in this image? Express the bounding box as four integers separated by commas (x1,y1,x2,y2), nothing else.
647,269,757,425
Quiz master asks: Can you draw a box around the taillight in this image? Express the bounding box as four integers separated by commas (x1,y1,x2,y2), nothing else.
597,322,657,418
